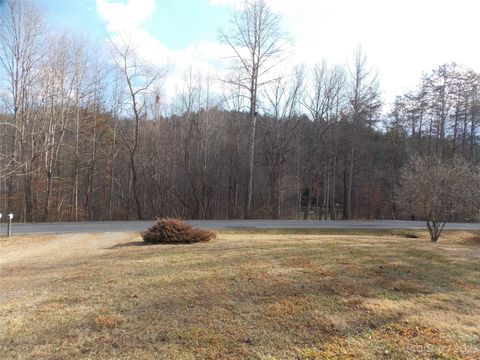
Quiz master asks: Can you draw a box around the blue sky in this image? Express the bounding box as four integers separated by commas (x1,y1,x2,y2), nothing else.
42,0,105,40
42,0,229,49
37,0,480,106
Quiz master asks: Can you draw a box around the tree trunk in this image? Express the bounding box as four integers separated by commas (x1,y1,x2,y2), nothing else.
426,218,446,242
245,108,257,219
343,145,355,219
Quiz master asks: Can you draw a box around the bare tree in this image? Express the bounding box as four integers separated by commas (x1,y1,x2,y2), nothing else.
106,73,123,220
261,68,303,218
302,62,346,219
398,155,480,241
39,34,81,221
0,0,45,220
343,47,381,219
70,36,91,221
220,0,289,218
109,36,168,219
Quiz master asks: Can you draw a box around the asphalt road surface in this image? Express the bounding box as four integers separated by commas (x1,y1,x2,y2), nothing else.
2,220,479,235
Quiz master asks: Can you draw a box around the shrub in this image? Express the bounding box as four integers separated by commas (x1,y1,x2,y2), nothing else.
141,218,216,244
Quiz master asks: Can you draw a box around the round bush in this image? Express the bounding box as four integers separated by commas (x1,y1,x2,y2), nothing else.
141,218,216,244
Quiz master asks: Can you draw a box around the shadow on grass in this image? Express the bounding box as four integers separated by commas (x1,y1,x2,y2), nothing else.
108,240,204,249
108,241,146,249
462,233,480,246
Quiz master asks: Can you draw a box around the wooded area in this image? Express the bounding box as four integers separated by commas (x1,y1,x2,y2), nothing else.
1,0,479,222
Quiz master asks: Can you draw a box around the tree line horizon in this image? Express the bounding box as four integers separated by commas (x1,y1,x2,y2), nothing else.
1,0,478,222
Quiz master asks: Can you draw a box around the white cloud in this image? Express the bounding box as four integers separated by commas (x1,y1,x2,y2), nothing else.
97,0,233,107
211,0,480,107
209,0,240,7
98,0,480,109
96,0,155,33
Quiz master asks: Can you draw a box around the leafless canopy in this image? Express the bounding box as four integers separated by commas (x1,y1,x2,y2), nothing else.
219,0,290,218
219,0,290,90
398,155,480,241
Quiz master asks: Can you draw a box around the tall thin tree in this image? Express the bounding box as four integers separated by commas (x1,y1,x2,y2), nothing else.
220,0,289,218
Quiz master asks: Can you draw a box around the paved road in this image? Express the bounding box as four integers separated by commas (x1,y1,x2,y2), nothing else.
2,220,478,235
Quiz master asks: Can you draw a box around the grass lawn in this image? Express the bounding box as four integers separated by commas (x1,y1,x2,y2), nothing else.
1,229,479,359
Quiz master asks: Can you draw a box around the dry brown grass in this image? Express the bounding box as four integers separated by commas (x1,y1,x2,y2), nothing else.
1,229,479,359
95,314,125,329
462,232,480,246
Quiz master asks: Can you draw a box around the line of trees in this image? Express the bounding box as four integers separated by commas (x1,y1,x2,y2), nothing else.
1,0,478,222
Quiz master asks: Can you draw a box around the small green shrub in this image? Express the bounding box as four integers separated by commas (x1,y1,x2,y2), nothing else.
141,218,216,244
